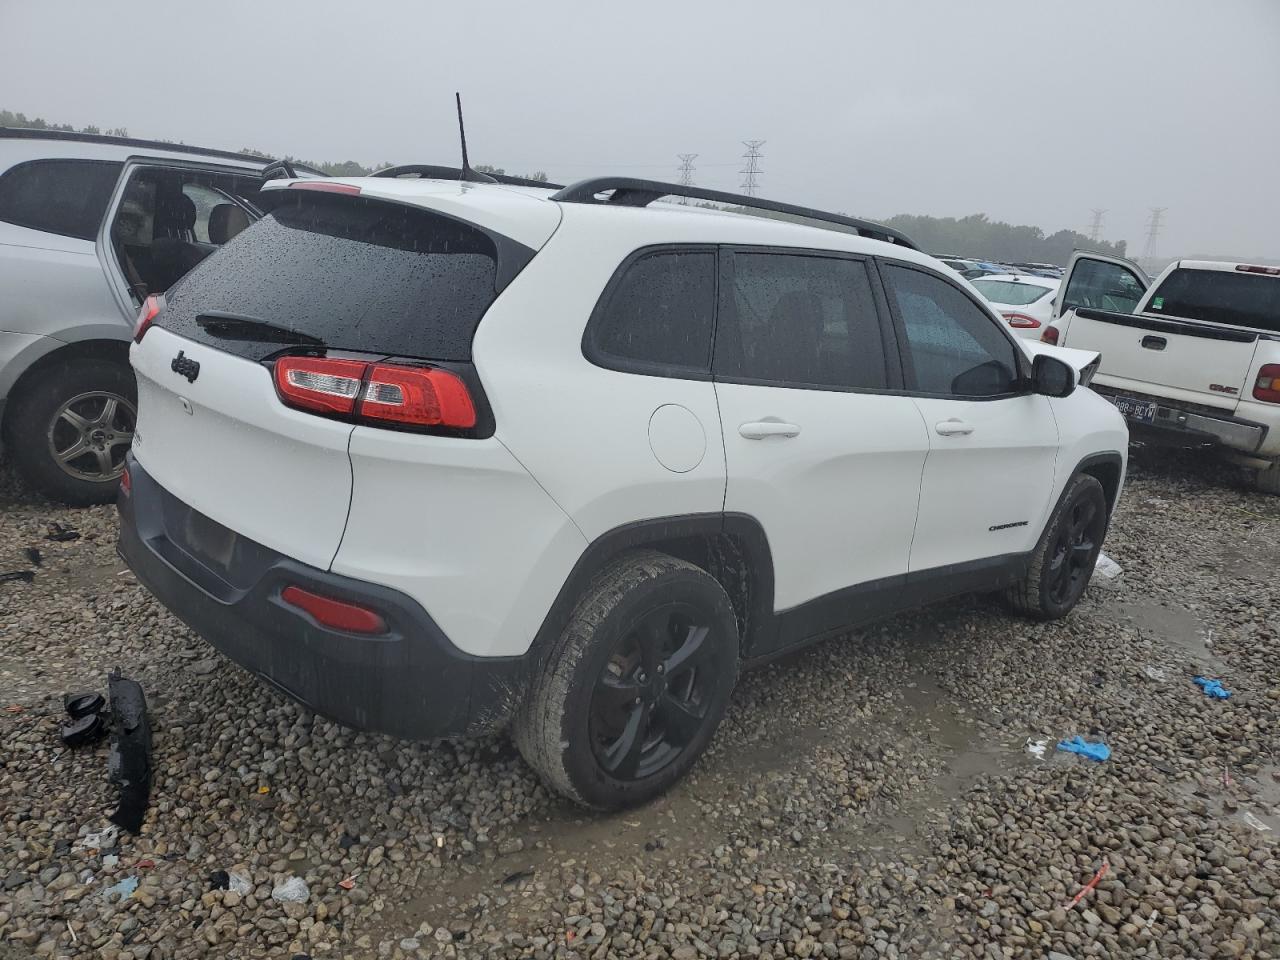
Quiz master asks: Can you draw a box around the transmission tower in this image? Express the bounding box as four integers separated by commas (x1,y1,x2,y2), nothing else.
1142,207,1167,263
675,154,698,204
1088,209,1106,244
740,140,765,196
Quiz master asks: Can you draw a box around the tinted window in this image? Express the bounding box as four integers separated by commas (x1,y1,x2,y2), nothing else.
716,253,887,390
971,278,1054,306
884,265,1020,397
1146,268,1280,332
0,159,122,240
1061,259,1145,314
158,192,502,362
588,250,716,372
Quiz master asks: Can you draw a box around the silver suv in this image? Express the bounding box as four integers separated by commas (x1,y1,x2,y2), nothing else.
0,129,306,504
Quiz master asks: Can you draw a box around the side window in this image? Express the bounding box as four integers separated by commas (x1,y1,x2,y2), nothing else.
0,159,123,240
716,253,887,390
1062,259,1145,314
883,264,1021,398
586,250,716,374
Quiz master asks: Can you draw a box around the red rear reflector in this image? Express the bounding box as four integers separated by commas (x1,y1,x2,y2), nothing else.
120,466,131,496
133,294,164,343
1236,264,1280,276
1040,326,1060,345
288,181,362,195
1254,364,1280,404
281,585,387,635
1002,312,1041,329
274,357,369,415
359,364,477,428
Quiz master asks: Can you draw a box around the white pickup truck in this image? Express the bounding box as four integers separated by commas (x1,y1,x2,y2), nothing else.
1041,254,1280,493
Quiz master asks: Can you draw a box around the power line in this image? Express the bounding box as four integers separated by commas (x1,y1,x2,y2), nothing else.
740,140,765,196
1088,209,1106,244
1142,207,1167,262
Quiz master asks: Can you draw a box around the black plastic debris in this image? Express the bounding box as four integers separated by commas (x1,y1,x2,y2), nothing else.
23,547,41,566
0,571,34,583
106,670,152,834
61,712,107,748
208,869,230,891
45,522,80,542
65,691,105,719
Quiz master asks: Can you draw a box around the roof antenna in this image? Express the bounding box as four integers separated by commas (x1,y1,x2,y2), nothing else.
455,93,496,184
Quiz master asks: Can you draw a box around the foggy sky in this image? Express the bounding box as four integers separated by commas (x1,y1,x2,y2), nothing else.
3,0,1277,257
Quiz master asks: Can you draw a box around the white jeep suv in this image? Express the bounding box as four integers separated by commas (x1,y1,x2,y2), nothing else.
118,175,1127,809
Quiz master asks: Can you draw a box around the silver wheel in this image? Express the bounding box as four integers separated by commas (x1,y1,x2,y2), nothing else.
47,391,136,483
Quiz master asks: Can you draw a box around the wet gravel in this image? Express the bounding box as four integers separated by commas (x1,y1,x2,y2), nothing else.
1,443,1278,959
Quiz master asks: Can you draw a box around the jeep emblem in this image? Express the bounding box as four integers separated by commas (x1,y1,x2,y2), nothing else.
171,350,200,383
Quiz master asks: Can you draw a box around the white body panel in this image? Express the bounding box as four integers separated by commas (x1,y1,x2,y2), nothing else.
715,382,928,608
332,429,586,658
909,394,1059,570
130,327,355,570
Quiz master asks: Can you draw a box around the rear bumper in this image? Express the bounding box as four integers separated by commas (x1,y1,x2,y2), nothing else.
1094,386,1268,454
116,455,526,739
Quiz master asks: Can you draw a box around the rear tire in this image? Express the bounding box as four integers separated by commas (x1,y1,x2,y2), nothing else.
6,358,137,506
1004,474,1107,620
1255,463,1280,496
514,550,739,810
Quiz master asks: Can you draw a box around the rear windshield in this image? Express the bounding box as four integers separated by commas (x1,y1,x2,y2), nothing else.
1146,268,1280,332
158,191,504,361
971,278,1053,306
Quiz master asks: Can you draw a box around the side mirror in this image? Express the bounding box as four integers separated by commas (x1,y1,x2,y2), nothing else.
1031,354,1076,398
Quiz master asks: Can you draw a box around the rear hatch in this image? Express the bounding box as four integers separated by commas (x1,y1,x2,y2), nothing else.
1068,263,1280,410
130,183,554,571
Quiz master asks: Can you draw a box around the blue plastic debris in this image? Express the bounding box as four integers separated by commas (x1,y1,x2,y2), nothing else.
1193,676,1231,700
102,876,138,902
1057,736,1111,762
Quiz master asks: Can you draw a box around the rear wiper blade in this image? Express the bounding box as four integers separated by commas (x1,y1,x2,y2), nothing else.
196,312,326,346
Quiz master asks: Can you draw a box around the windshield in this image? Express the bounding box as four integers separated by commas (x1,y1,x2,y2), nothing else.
971,279,1053,306
1146,268,1280,332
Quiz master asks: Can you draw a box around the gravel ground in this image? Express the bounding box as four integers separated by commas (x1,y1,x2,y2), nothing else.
1,443,1278,959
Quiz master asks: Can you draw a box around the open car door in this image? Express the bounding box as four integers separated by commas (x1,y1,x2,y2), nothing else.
1052,251,1149,321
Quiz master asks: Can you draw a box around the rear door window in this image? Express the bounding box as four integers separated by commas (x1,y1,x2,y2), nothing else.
158,191,511,362
0,159,123,240
715,252,888,390
585,248,716,375
1146,268,1280,332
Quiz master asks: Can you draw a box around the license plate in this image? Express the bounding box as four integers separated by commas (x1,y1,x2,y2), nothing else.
1108,394,1157,424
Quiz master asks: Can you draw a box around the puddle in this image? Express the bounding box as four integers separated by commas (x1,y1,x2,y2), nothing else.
1113,600,1216,666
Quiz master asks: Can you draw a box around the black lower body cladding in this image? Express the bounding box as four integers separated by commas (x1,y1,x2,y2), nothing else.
116,455,526,740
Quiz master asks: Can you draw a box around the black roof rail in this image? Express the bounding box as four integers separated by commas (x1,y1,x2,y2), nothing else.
548,177,918,251
372,164,564,189
0,126,325,172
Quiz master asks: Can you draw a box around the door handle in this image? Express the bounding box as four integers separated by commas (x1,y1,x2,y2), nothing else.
739,420,802,440
934,418,974,437
1141,335,1167,350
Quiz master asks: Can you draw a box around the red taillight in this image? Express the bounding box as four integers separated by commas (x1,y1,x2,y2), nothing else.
1040,326,1060,345
281,585,387,635
1254,364,1280,404
133,294,163,343
1003,312,1041,329
288,181,362,195
274,357,369,415
120,466,131,496
1236,264,1280,276
360,364,477,429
